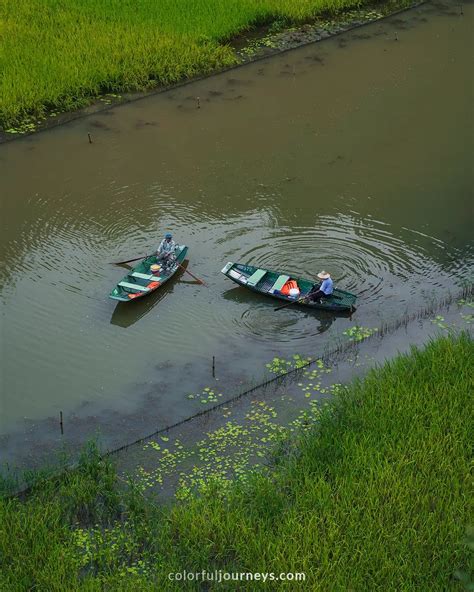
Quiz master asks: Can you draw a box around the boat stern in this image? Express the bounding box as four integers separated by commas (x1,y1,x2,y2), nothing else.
109,288,129,302
221,261,234,275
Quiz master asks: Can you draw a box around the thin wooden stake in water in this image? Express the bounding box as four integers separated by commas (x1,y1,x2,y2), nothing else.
212,356,215,378
60,411,64,435
196,97,200,109
88,133,93,143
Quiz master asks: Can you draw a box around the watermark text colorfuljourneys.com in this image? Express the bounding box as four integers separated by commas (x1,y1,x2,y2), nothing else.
169,570,306,583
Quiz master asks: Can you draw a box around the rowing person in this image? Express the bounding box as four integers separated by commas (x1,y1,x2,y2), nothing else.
157,232,177,266
307,271,333,302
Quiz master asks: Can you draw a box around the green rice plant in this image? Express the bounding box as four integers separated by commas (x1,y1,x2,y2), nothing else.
2,0,385,129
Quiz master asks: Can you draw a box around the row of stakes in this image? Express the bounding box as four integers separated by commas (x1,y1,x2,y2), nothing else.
59,355,216,434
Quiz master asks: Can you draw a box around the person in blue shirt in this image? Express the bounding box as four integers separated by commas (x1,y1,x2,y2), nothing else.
308,271,334,302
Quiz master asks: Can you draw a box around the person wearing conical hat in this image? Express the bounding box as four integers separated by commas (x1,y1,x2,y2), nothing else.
307,271,333,303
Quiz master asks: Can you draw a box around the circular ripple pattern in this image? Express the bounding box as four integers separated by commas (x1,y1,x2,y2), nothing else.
240,214,448,300
2,191,471,426
220,212,462,340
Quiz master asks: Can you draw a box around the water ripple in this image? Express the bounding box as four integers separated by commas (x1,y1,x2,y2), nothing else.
236,213,449,305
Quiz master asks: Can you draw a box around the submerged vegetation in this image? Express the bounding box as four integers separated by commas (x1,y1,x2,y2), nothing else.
1,333,472,590
2,0,407,131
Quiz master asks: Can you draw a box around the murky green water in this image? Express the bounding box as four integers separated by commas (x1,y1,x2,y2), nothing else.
1,0,472,467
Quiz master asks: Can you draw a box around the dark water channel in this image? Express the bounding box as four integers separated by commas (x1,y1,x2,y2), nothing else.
1,0,472,468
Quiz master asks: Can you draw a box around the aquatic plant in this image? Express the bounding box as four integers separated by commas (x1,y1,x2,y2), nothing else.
139,400,287,498
343,325,378,341
187,386,223,404
265,354,311,375
431,315,450,330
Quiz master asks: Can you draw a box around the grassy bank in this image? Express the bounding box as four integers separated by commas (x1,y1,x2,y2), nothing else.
2,0,399,130
1,333,472,590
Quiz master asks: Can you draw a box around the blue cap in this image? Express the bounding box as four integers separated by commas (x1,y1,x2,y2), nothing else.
165,233,172,239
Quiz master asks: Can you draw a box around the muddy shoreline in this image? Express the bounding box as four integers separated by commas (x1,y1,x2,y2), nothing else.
0,0,427,144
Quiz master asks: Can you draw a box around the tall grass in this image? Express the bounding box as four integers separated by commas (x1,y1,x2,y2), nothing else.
2,0,371,128
0,334,472,590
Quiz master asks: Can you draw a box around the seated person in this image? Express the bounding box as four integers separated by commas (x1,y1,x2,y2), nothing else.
157,232,176,265
308,271,333,302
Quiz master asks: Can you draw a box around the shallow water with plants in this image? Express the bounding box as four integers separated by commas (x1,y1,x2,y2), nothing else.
112,297,472,500
0,0,472,469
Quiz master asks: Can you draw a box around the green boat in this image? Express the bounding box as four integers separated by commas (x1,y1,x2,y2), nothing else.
109,245,188,302
221,261,357,312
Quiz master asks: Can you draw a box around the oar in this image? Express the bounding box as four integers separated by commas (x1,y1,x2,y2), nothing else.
111,254,149,265
274,295,309,311
173,260,207,286
157,252,207,285
274,292,344,311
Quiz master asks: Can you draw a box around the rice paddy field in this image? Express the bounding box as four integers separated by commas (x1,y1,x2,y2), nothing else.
2,0,393,129
1,333,472,591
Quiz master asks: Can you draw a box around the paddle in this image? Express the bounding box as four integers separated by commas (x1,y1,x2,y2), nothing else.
274,289,343,311
173,259,207,286
111,254,149,265
274,295,309,311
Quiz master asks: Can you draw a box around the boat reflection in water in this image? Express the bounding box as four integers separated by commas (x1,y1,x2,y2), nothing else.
222,287,354,336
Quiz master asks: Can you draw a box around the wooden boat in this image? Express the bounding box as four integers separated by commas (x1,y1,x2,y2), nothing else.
221,261,357,312
109,245,188,302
